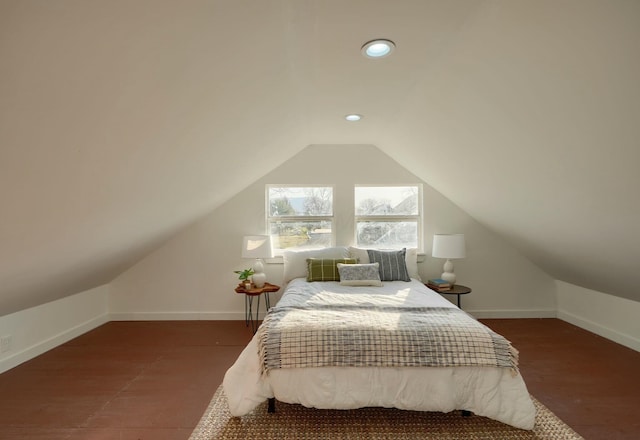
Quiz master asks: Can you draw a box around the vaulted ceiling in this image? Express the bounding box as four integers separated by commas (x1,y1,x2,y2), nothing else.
1,0,639,316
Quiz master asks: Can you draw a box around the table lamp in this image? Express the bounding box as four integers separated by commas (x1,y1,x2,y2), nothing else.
242,235,273,288
432,234,466,285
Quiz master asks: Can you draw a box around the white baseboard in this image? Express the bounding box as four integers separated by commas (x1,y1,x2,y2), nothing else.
0,314,109,374
110,309,557,322
109,311,246,321
557,310,640,352
468,309,557,319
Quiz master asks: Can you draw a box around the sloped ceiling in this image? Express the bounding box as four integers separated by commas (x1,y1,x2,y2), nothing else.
1,0,638,316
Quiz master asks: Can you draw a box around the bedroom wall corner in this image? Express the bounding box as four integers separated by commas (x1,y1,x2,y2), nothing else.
108,207,251,321
556,280,640,352
422,191,557,318
0,284,109,374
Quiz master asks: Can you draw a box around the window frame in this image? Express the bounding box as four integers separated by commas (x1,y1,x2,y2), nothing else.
266,184,336,254
354,184,423,252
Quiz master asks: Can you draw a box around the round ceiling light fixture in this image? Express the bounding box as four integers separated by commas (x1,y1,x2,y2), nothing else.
345,114,362,122
361,39,395,58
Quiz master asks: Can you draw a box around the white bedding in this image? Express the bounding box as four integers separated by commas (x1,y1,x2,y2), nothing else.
223,278,536,430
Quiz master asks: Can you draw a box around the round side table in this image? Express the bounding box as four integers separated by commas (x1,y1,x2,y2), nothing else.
234,282,280,333
426,284,471,309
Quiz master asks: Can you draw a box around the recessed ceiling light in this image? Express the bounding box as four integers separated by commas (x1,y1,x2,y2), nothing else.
361,39,395,58
345,114,362,122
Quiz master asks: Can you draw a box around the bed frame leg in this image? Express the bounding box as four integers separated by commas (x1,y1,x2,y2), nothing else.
268,398,276,413
461,410,472,417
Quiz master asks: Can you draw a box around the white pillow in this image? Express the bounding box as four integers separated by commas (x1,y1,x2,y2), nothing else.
348,246,421,281
348,246,370,264
404,248,421,281
337,262,382,287
283,247,350,283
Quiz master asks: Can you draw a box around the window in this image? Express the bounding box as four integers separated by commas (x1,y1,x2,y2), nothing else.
267,186,334,253
354,185,421,250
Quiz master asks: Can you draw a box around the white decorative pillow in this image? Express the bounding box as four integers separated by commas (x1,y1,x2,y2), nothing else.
337,263,382,286
348,246,370,264
283,247,350,283
349,246,421,281
405,248,421,281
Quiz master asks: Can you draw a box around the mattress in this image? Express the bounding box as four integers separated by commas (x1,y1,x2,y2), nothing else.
223,278,536,430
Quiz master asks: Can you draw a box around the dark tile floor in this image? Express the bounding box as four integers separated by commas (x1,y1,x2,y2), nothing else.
0,319,638,439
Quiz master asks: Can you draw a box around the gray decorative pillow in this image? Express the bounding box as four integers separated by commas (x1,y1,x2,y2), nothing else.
367,248,411,282
349,246,421,281
337,263,382,286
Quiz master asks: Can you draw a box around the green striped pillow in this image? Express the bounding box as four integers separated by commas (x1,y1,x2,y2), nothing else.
306,258,357,282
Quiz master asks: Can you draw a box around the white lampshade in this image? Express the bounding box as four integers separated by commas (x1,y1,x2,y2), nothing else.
432,234,466,259
241,235,273,259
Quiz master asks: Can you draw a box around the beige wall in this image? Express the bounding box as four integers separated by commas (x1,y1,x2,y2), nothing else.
556,281,640,351
109,145,556,319
0,284,109,373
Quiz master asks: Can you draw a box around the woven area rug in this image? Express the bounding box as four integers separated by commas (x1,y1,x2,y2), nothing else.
190,387,583,440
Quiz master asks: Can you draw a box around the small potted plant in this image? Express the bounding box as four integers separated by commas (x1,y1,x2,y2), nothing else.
234,268,255,290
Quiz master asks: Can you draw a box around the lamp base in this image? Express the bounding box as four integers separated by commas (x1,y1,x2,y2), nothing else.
440,259,456,285
252,272,266,288
252,258,267,288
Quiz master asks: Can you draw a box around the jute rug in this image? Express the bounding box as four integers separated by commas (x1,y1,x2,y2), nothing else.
190,387,583,439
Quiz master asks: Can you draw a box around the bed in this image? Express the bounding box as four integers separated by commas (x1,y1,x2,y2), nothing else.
223,247,536,430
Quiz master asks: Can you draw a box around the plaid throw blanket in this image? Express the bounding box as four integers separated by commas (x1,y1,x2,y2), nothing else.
257,305,519,375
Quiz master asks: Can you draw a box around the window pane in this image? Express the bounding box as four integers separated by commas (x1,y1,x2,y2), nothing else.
269,220,333,250
356,221,418,248
355,186,418,216
269,187,333,217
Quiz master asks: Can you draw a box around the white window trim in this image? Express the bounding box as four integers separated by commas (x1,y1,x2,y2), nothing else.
266,184,336,254
354,184,423,252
